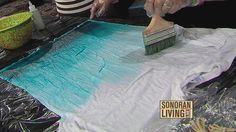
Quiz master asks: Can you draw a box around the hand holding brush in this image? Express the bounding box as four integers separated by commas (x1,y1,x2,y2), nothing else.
142,0,207,55
143,0,176,55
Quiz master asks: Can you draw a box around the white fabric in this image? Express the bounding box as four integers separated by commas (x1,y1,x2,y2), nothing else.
59,25,236,132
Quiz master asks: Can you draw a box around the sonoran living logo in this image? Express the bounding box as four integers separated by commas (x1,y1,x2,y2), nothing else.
160,100,193,119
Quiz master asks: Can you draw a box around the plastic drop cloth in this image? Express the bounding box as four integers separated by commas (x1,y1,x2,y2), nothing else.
173,58,236,131
0,79,60,132
0,49,6,60
0,20,236,132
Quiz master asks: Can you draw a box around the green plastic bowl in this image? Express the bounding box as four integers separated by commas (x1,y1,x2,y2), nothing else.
0,12,33,49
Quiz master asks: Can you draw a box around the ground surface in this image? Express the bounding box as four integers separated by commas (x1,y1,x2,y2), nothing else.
0,0,57,17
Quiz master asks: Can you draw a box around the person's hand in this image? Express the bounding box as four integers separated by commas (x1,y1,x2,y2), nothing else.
144,0,190,17
90,0,112,19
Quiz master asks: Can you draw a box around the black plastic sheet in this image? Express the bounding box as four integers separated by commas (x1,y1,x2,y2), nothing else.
173,58,236,131
0,79,60,132
0,49,6,60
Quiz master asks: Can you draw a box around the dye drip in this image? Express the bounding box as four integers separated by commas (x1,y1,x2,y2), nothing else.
0,49,6,60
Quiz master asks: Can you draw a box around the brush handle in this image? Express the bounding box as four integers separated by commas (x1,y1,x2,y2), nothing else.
144,7,173,35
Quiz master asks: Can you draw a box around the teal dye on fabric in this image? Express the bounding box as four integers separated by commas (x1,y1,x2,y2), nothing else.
0,21,145,116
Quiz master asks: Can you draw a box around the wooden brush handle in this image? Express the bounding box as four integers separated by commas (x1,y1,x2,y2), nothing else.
144,7,173,35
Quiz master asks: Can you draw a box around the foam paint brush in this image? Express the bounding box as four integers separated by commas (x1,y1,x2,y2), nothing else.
143,6,176,55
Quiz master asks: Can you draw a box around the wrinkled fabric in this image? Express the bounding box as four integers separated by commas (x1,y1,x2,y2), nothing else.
0,20,236,132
